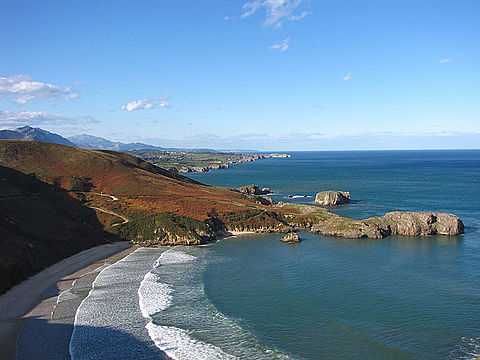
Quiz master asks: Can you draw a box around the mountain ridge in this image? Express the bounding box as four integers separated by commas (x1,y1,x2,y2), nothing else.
0,126,77,147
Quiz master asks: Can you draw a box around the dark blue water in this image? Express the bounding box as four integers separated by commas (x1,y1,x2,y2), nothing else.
188,151,480,359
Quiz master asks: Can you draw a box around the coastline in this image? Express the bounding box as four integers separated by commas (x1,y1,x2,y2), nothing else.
0,242,137,360
216,230,257,240
125,150,292,174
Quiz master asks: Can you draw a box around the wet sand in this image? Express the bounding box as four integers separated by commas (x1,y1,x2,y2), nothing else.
0,242,137,360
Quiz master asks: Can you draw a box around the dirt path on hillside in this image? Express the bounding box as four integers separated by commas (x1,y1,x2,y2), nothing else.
89,206,129,226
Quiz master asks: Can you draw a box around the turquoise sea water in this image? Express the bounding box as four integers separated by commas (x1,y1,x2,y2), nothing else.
190,150,480,359
71,150,480,360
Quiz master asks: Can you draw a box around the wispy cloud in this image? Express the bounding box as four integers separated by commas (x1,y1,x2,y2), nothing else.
438,58,452,64
269,38,290,52
65,93,80,101
121,96,170,112
0,75,79,104
0,110,98,128
343,73,352,81
242,0,310,27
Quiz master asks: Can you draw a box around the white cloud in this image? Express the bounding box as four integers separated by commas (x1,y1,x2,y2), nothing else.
0,110,97,128
224,16,230,21
0,74,78,104
343,73,352,81
242,0,309,27
290,11,308,21
121,96,170,112
269,38,290,52
65,93,80,101
438,58,452,64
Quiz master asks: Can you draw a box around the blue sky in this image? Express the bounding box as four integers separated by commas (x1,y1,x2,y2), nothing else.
0,0,479,150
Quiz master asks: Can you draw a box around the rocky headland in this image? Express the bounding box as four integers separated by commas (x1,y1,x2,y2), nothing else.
126,150,291,173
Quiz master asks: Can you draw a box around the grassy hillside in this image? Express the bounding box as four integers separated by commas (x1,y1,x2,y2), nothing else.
0,165,114,294
0,141,266,219
0,140,277,248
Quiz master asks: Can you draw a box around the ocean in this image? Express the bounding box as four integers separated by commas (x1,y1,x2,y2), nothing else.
70,150,480,359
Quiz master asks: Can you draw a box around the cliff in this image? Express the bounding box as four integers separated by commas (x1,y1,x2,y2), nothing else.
315,191,351,206
309,210,463,238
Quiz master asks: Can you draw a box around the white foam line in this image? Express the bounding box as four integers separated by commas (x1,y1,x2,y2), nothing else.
50,262,112,318
138,272,172,318
69,248,143,359
145,323,237,360
139,247,237,360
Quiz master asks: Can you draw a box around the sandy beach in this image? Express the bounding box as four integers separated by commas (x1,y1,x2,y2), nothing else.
0,242,137,360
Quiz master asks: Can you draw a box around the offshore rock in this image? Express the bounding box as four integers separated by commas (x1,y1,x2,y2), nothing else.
310,211,464,239
381,211,464,236
281,232,301,243
315,191,351,206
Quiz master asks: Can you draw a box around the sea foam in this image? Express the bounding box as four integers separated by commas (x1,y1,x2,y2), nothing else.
139,248,238,360
154,249,197,266
145,323,237,360
138,272,172,318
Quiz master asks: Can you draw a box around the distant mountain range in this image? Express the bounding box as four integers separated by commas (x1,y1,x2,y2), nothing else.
0,126,77,147
68,134,166,151
0,126,223,152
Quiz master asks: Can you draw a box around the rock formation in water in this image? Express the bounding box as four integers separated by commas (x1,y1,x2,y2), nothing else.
315,191,351,206
281,232,301,243
310,211,464,239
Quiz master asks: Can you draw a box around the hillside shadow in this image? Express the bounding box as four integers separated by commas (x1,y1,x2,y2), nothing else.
0,165,123,294
17,317,169,360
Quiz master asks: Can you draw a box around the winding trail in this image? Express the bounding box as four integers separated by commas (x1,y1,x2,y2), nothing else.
92,192,119,201
89,206,129,226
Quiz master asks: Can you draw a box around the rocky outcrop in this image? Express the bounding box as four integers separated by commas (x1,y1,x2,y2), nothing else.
315,191,351,206
281,232,301,243
256,195,275,205
310,211,463,239
236,184,271,196
381,211,464,236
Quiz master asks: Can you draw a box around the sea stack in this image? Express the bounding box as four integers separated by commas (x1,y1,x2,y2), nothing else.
315,191,351,206
281,232,301,243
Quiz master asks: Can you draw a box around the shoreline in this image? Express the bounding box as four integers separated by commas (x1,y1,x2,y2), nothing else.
0,242,137,360
215,230,257,240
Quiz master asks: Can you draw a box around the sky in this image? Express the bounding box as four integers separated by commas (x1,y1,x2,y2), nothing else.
0,0,479,150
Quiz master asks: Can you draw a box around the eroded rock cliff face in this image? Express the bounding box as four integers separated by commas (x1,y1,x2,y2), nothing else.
315,191,351,206
381,212,464,236
310,211,464,239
